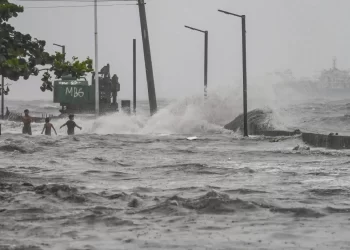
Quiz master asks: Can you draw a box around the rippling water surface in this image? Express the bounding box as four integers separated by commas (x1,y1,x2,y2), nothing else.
1,96,350,250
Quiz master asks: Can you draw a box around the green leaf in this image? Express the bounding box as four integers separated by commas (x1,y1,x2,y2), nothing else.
0,0,93,92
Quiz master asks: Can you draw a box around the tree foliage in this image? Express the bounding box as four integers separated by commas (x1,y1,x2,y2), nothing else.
0,0,93,92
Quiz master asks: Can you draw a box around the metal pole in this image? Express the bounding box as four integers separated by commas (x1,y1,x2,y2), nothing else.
133,39,137,114
94,0,99,117
218,10,249,137
62,46,66,61
53,44,65,55
137,0,157,115
184,25,208,99
204,31,208,99
242,15,248,137
1,76,4,120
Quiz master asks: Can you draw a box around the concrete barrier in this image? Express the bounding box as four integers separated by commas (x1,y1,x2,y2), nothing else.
225,110,350,149
301,133,350,149
248,129,350,149
254,130,301,137
301,133,328,148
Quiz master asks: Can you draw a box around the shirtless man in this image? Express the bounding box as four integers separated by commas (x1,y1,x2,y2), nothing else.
22,109,32,135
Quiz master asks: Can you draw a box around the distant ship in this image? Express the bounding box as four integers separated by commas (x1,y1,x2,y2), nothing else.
273,58,350,99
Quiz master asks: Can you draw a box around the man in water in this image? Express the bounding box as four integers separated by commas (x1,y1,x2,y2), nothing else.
60,114,82,135
5,107,10,118
41,117,57,136
22,109,32,135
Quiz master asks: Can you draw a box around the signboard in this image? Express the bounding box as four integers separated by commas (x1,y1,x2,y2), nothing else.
53,80,90,104
58,80,88,85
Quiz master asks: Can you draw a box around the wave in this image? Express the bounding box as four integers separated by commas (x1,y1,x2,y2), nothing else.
130,190,326,218
4,80,350,136
152,163,237,175
0,244,43,250
305,188,350,197
34,184,86,203
0,144,28,153
326,207,350,213
0,85,260,135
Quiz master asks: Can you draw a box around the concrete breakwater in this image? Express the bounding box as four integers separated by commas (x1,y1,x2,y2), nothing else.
225,109,350,150
301,133,350,150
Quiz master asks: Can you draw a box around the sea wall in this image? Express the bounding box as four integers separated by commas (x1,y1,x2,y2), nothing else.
225,109,350,150
302,133,350,149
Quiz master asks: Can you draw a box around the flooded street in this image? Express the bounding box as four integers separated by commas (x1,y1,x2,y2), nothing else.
1,131,350,249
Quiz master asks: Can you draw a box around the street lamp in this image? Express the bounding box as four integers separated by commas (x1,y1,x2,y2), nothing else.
53,43,65,55
184,25,209,99
218,9,248,137
94,0,99,117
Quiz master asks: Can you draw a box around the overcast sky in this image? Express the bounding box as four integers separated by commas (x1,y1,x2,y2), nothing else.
7,0,350,101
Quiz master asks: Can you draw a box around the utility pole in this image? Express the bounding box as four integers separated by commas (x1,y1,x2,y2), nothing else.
137,0,157,115
1,76,4,120
133,39,137,114
204,31,208,99
218,10,248,137
241,15,248,137
94,0,99,117
184,25,209,99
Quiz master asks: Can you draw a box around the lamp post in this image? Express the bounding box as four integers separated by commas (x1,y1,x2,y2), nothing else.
133,39,137,114
94,0,99,117
218,9,248,137
184,25,208,99
53,43,65,55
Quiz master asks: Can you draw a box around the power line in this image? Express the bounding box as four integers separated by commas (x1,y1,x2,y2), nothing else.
24,3,136,8
15,0,139,9
17,0,137,2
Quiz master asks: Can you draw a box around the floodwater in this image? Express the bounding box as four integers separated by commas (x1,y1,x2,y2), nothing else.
1,96,350,250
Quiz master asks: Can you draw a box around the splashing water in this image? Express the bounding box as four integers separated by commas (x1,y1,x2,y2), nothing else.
2,77,350,136
2,79,350,249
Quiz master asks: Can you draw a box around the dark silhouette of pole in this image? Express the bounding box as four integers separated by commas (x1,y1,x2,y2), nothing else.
138,0,157,115
218,9,248,137
241,16,247,137
1,76,4,120
204,31,208,98
133,39,137,114
184,25,208,99
53,43,65,56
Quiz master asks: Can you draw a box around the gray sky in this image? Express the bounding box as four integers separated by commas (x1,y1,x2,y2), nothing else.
7,0,350,100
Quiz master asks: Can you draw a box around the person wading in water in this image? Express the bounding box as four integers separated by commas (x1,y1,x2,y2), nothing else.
60,114,82,135
22,109,32,135
41,117,57,136
5,107,10,119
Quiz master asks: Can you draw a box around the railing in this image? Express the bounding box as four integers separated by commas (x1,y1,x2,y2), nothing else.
6,112,55,122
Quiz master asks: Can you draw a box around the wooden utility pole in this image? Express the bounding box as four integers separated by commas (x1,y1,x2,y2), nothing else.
1,76,4,120
137,0,157,115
